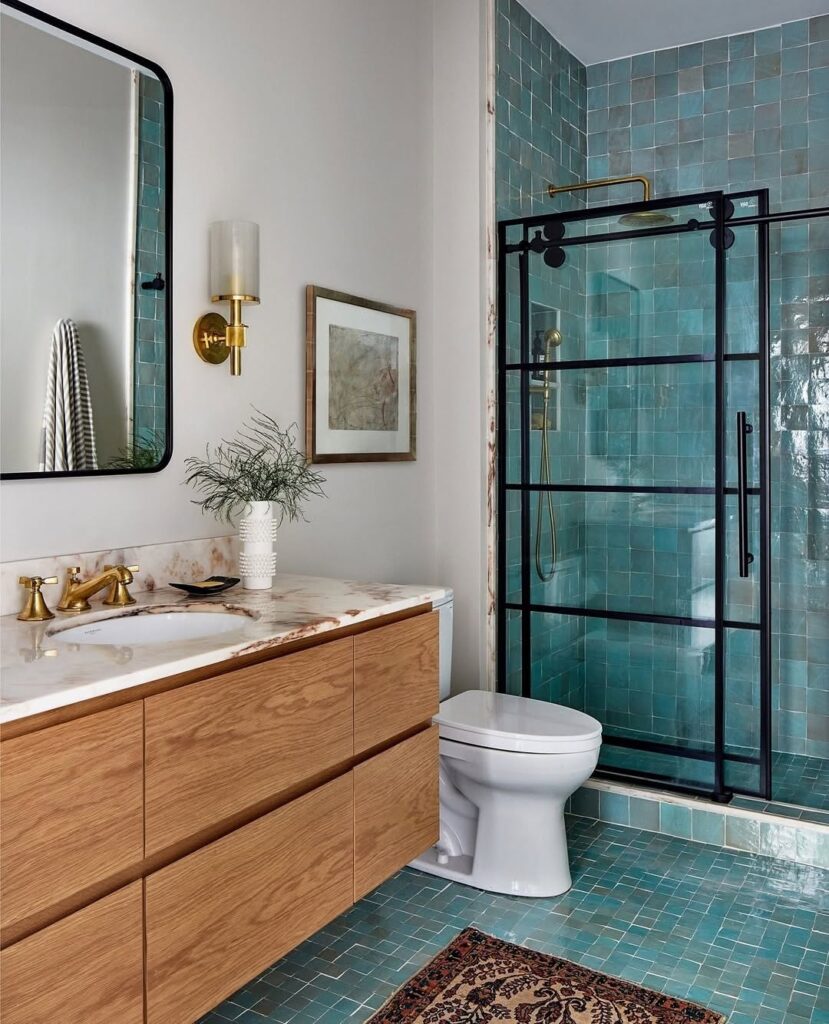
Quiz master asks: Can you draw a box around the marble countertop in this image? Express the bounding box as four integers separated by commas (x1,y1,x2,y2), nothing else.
0,574,449,724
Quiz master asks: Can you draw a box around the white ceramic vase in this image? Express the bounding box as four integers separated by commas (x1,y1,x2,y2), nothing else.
237,500,277,590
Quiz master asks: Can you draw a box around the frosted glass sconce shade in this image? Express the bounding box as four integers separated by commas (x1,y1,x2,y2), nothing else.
194,220,261,375
209,220,260,301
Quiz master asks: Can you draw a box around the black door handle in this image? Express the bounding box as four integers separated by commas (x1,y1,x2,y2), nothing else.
737,411,754,578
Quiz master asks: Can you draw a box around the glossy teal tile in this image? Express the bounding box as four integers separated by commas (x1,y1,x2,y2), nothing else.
571,786,600,818
661,801,693,839
629,795,660,831
600,791,630,825
726,815,761,854
692,809,726,846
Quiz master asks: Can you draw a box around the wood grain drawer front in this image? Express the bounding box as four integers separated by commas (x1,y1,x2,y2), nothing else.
145,773,354,1024
0,703,143,932
0,881,144,1024
354,611,439,753
354,726,439,900
144,637,354,854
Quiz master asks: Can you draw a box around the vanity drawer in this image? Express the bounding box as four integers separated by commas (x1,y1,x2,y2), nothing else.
354,611,439,753
144,637,353,853
0,881,144,1024
145,773,354,1024
0,703,143,932
354,725,439,900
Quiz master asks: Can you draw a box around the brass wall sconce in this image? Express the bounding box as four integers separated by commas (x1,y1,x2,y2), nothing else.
193,220,260,376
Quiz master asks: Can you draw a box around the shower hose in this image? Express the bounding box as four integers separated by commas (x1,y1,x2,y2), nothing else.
535,378,558,582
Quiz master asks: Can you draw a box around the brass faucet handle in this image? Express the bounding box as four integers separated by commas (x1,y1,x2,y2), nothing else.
17,575,58,622
102,564,139,607
57,566,87,613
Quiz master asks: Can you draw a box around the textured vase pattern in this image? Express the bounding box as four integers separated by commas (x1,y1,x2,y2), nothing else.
238,501,277,590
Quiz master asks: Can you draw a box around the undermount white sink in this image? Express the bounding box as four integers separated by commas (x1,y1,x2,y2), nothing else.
51,609,249,646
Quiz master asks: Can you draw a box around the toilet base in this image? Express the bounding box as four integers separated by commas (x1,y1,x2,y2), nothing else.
409,843,572,899
408,736,600,899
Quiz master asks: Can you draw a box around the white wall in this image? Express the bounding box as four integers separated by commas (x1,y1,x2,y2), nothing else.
0,14,133,472
432,0,491,691
0,0,491,692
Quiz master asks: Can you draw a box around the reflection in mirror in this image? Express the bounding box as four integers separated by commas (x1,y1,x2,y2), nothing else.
0,1,172,477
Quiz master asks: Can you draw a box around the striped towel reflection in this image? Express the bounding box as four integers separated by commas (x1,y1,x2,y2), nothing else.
39,318,98,472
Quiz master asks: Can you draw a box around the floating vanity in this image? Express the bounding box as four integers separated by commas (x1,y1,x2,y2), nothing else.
0,574,445,1024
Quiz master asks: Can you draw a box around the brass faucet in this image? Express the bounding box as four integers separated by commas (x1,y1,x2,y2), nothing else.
57,564,139,613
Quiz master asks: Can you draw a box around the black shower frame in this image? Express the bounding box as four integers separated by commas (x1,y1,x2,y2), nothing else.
497,188,829,803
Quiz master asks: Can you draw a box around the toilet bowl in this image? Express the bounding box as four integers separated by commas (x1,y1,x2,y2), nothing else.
410,593,602,897
411,690,602,896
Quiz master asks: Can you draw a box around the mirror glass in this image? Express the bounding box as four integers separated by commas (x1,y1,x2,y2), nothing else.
0,2,172,478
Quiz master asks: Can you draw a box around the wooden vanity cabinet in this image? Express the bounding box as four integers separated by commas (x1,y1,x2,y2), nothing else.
354,726,440,900
0,702,144,934
146,775,354,1024
144,637,354,854
354,610,439,752
0,606,439,1024
0,881,144,1024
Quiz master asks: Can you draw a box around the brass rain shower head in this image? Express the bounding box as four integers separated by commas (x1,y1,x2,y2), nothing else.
617,209,675,227
546,175,674,228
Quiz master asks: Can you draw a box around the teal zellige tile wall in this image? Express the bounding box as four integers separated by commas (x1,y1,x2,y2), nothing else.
132,72,167,455
496,0,589,709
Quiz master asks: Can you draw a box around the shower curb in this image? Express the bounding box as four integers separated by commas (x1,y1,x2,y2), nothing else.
567,778,829,870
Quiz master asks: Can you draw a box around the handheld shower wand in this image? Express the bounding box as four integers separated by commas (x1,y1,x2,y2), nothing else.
532,328,562,582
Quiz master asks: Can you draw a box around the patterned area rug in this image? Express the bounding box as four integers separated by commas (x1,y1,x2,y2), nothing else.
367,928,727,1023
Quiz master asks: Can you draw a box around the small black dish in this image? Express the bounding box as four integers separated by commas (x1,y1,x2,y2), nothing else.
169,575,240,597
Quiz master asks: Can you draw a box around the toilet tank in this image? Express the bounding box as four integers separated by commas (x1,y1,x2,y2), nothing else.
433,590,454,701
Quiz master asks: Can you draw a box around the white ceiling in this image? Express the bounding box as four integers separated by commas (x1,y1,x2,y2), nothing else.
519,0,829,65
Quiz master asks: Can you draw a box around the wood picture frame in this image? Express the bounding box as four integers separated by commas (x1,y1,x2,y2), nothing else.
305,286,416,464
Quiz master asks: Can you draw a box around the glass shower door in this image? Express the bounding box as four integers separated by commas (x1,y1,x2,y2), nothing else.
498,191,770,800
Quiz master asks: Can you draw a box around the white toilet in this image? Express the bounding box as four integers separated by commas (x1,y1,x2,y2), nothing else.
411,593,602,897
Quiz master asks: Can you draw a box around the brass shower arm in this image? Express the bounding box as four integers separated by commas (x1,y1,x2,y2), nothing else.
547,175,652,202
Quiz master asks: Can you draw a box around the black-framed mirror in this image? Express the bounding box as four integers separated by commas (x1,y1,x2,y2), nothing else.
0,0,172,479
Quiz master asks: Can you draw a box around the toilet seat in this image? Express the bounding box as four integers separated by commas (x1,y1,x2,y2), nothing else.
434,691,602,755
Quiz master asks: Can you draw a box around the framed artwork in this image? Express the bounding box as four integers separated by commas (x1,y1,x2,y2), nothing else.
305,286,416,463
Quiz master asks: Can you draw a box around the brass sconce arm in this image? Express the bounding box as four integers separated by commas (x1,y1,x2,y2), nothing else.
193,296,257,376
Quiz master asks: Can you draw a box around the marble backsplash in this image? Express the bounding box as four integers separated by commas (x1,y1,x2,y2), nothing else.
0,535,237,617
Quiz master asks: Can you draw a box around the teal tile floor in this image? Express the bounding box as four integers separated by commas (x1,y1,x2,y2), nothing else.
772,753,829,813
200,817,829,1024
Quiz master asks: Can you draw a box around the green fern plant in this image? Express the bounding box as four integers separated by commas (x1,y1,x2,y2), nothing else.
107,429,166,470
184,409,325,525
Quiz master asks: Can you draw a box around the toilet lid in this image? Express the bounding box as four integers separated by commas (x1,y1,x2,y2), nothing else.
434,691,602,754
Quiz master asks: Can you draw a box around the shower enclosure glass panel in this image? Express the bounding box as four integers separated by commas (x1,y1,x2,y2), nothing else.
505,362,716,488
528,492,717,619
